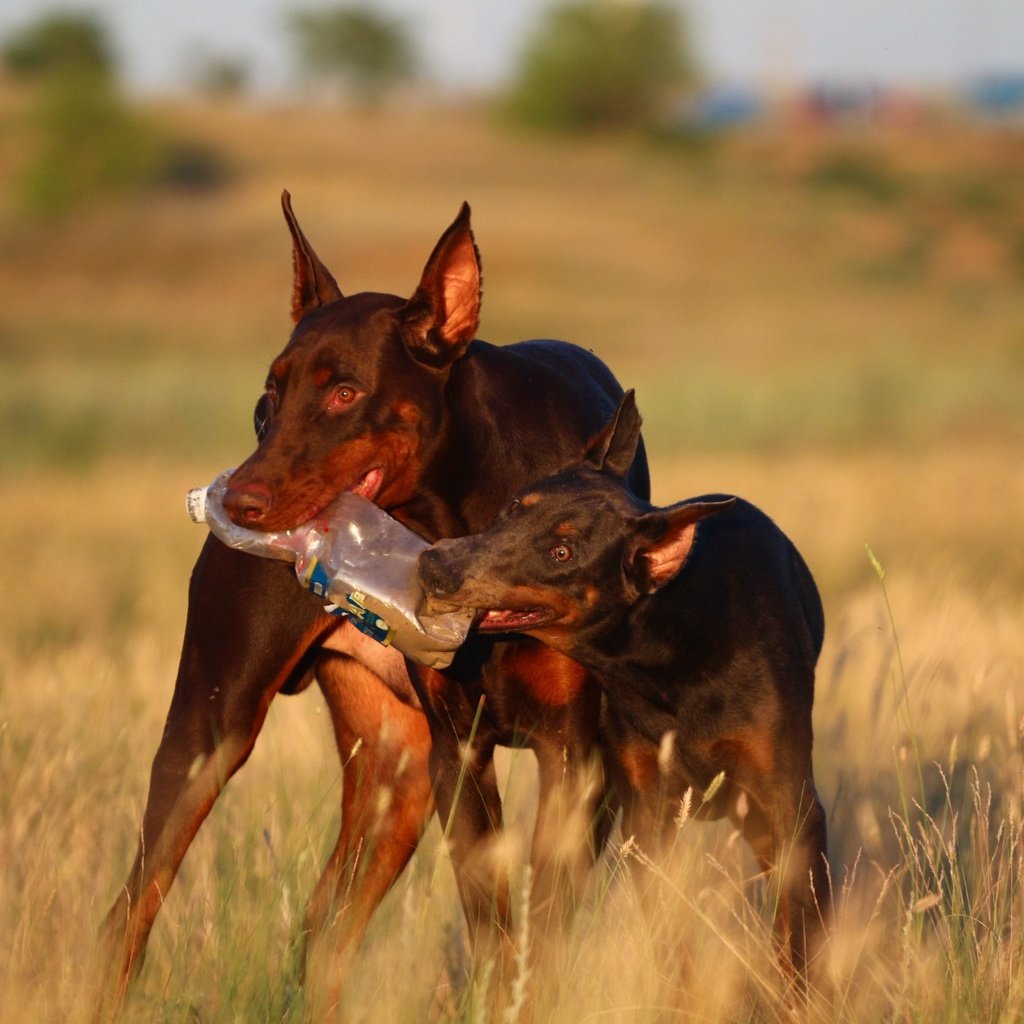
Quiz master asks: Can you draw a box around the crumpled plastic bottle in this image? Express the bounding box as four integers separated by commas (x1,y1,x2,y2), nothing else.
186,472,475,669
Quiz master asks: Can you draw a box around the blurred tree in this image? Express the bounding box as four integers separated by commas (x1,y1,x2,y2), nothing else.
505,0,696,132
20,73,164,216
185,48,252,99
288,5,416,106
2,11,228,216
0,10,115,82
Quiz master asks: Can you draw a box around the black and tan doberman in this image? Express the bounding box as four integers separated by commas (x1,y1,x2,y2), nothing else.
419,392,830,978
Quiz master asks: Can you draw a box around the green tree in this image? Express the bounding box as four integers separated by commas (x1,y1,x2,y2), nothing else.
18,72,166,217
505,0,696,132
2,11,226,216
1,10,115,82
185,49,252,99
288,5,416,106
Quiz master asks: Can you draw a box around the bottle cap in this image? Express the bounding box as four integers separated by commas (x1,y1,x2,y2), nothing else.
185,486,208,523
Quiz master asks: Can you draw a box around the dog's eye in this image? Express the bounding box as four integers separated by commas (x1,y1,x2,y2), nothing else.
327,386,359,413
254,394,272,441
549,543,573,563
254,384,277,441
507,497,521,514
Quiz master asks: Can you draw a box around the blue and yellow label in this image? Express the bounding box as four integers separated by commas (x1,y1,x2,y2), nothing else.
297,560,394,645
343,591,394,646
299,557,333,599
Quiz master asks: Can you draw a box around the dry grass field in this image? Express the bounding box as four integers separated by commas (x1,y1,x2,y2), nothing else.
1,94,1023,1022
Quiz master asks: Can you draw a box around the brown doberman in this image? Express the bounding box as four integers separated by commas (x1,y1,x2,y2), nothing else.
418,392,830,979
94,196,648,1019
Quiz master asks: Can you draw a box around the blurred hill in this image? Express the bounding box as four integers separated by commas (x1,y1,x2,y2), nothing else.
1,92,1022,597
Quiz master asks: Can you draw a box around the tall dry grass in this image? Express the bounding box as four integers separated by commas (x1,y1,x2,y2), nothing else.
2,543,1020,1022
1,96,1022,1021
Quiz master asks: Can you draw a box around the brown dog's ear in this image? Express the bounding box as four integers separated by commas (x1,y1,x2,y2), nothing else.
282,190,343,324
401,202,481,368
625,497,737,597
585,390,642,478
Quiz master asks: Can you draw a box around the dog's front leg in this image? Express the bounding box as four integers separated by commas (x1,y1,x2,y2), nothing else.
407,664,513,966
429,728,512,954
529,733,609,933
92,538,333,1021
301,651,434,1022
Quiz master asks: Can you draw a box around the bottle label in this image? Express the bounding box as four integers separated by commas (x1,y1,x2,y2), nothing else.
343,591,395,647
298,556,333,599
297,560,395,645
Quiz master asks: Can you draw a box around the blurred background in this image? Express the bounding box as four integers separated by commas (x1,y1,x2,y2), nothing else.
1,2,1022,1021
2,0,1022,583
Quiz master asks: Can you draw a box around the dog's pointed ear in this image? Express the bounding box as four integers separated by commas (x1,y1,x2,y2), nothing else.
282,190,343,324
624,497,736,598
401,201,481,368
585,390,642,478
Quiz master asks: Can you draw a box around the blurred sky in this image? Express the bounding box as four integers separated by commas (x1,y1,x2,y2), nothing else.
0,0,1022,95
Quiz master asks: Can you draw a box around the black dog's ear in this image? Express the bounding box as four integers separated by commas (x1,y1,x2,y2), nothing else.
585,390,642,478
401,202,481,368
282,190,343,324
624,497,736,598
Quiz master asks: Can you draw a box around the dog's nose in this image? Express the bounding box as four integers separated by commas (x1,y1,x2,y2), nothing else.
222,481,274,526
417,547,464,597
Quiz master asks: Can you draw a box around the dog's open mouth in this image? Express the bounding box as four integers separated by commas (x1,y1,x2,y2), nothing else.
349,467,384,502
476,608,553,631
296,468,384,525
